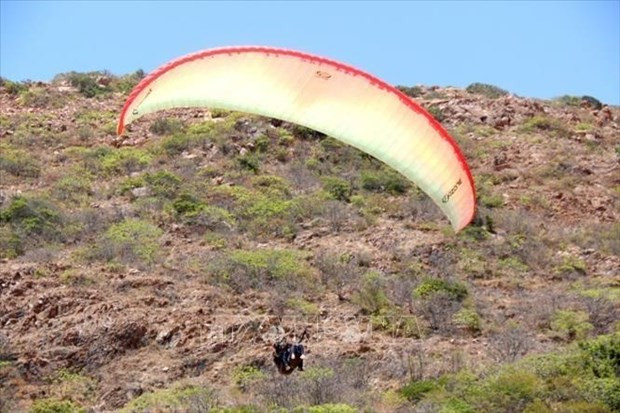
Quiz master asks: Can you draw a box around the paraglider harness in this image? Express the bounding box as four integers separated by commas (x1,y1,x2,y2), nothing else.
273,328,307,375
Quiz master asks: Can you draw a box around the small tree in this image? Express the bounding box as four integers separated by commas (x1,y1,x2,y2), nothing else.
303,367,338,406
406,344,428,381
582,295,619,335
489,324,533,363
315,251,360,300
323,200,349,233
353,271,390,315
416,292,461,332
466,82,509,99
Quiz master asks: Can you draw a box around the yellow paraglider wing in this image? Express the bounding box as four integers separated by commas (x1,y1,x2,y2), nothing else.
118,46,476,231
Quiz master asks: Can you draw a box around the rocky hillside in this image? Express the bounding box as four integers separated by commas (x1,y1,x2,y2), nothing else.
0,75,619,413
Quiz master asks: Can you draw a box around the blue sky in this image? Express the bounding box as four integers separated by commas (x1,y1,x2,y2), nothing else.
1,1,619,104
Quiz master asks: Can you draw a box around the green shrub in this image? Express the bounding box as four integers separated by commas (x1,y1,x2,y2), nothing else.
370,308,422,338
322,176,351,201
555,95,583,107
1,78,29,95
49,369,96,407
75,110,116,127
354,271,391,314
438,398,476,413
466,83,509,99
499,256,529,273
397,333,620,411
117,175,146,196
360,169,409,194
209,185,251,215
285,297,319,316
75,146,151,176
487,368,541,408
209,108,230,118
519,116,569,138
171,193,234,232
228,249,311,280
479,193,504,208
93,219,162,266
459,225,490,243
251,175,291,196
555,256,587,277
208,182,254,207
59,269,94,286
100,148,152,175
149,117,185,136
524,399,553,413
578,333,620,380
293,404,358,413
0,148,41,178
209,182,300,238
110,69,144,94
187,120,216,135
578,379,620,411
278,130,295,146
7,113,61,147
0,196,63,239
320,136,346,153
68,146,111,172
232,365,267,391
119,385,217,413
237,153,260,173
453,308,482,334
522,116,556,131
29,398,86,413
203,231,227,250
172,193,205,215
52,175,93,203
568,223,620,257
427,105,445,122
0,114,10,129
19,87,65,108
208,248,314,290
576,122,594,132
63,71,108,98
160,134,195,155
305,157,321,171
353,271,391,315
245,197,295,220
414,277,468,301
210,406,261,413
550,310,593,341
550,400,612,413
456,247,488,278
144,170,182,199
253,134,270,152
397,85,424,98
0,226,21,258
172,193,234,220
401,379,440,402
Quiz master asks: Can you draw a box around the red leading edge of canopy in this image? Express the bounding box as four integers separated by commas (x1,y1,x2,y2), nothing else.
117,46,476,227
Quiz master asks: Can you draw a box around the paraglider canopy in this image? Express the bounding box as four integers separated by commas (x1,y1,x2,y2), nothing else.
118,46,476,231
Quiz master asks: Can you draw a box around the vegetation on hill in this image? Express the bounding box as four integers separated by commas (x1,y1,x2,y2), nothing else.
0,74,618,412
